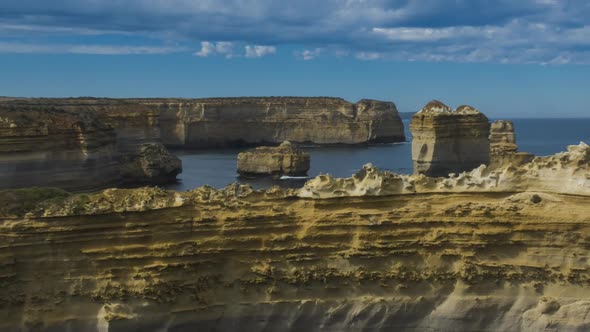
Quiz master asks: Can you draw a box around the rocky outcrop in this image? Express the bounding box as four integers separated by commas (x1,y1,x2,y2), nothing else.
1,144,590,331
488,120,535,169
0,104,121,191
410,101,491,177
490,120,517,153
141,97,406,147
301,142,590,198
0,98,182,190
237,141,310,177
120,143,182,183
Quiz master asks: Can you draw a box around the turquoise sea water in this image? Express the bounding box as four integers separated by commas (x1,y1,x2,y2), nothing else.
163,118,590,190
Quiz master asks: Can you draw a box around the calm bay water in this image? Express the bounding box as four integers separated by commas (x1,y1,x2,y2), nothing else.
163,118,590,191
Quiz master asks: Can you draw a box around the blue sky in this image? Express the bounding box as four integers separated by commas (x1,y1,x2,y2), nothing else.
0,0,589,117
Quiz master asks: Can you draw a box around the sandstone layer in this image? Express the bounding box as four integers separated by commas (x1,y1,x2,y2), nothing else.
237,141,310,177
139,97,406,147
410,101,491,177
1,144,589,331
0,98,182,190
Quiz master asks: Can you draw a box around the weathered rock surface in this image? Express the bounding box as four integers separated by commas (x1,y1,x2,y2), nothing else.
141,97,406,147
301,142,590,198
0,98,182,190
410,101,491,177
488,120,536,170
490,120,517,153
237,141,310,177
0,104,121,191
120,143,182,183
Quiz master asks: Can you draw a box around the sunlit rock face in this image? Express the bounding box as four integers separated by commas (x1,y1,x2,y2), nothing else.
0,104,121,190
410,101,491,177
1,144,590,331
490,120,517,153
489,120,535,169
300,142,590,198
140,97,406,147
237,141,310,177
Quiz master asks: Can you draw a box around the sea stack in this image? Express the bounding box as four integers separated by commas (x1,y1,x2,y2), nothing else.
237,141,310,177
119,143,182,184
489,120,535,169
410,101,491,177
490,120,517,153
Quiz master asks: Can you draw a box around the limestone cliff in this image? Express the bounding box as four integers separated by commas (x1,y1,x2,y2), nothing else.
237,141,310,177
0,96,406,149
410,101,491,177
0,98,182,189
139,97,406,147
0,104,121,191
1,145,590,331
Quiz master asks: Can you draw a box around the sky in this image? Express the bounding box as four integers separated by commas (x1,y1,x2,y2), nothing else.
0,0,589,117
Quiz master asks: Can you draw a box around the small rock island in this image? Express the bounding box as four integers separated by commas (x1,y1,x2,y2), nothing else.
237,141,310,177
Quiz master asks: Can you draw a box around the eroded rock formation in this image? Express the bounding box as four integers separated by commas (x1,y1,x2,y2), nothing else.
301,142,590,198
237,141,310,177
489,120,535,169
410,101,491,177
120,143,182,183
490,120,517,153
1,144,590,331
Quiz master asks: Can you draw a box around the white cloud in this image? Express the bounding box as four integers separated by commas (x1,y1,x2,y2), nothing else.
195,41,235,58
0,42,186,54
356,52,382,61
244,45,276,58
296,48,322,60
0,1,589,64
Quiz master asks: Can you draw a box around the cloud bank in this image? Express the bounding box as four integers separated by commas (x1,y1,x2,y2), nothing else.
0,0,589,63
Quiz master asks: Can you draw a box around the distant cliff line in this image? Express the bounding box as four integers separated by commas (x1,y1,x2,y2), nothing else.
0,96,407,148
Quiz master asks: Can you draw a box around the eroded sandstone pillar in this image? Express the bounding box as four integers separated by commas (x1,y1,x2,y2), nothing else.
490,120,517,153
410,100,491,177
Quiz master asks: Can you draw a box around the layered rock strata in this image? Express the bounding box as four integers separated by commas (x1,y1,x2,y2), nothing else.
489,120,535,169
1,144,590,331
237,141,310,177
0,104,121,191
490,120,517,153
410,101,491,177
139,97,406,147
0,98,182,190
0,97,406,149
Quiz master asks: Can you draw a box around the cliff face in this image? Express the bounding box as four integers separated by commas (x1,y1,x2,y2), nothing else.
410,101,491,177
1,145,590,331
0,98,182,189
0,104,121,190
140,97,406,147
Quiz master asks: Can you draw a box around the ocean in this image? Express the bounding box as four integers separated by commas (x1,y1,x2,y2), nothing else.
163,118,590,191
